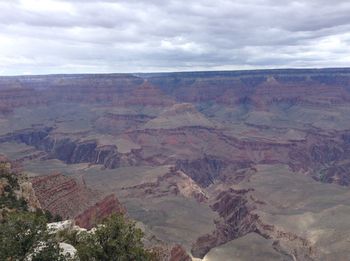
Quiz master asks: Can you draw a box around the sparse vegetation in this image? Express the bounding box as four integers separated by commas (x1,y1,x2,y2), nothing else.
0,163,28,211
0,211,68,261
0,163,158,261
61,214,157,261
0,164,67,261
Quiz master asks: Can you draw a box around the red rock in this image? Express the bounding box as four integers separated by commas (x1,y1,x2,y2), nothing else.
120,81,175,107
31,173,101,219
123,169,208,203
74,194,126,229
191,188,258,258
169,244,192,261
0,88,44,113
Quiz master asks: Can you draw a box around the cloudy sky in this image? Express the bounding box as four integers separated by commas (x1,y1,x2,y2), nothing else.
0,0,349,75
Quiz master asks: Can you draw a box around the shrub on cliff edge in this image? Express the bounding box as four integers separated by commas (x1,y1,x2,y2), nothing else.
73,214,157,261
0,211,68,261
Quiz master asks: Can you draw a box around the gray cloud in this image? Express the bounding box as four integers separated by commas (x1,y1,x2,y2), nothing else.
0,0,349,75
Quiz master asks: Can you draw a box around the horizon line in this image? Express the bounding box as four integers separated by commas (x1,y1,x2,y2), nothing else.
1,66,350,78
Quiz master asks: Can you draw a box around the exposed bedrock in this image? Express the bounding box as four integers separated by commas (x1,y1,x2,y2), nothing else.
74,194,126,229
191,188,258,258
169,245,192,261
316,163,350,185
147,70,350,108
288,131,350,185
117,81,175,107
4,125,350,186
31,173,125,229
175,156,253,187
52,140,129,168
122,168,208,203
0,87,46,114
95,113,155,134
1,69,350,114
126,126,294,166
31,173,100,219
191,188,315,260
149,243,192,261
175,156,226,188
1,128,142,169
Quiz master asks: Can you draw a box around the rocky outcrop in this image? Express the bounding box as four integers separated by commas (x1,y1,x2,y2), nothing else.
0,74,145,114
148,243,192,261
143,103,216,129
146,69,350,107
251,78,350,109
31,173,126,229
191,188,258,258
95,113,155,135
254,220,316,261
31,173,100,219
169,245,192,261
126,125,296,167
74,194,126,229
5,123,350,187
0,69,349,112
316,163,350,185
123,168,208,203
18,180,42,211
0,87,45,114
0,159,41,214
59,242,77,259
176,157,254,188
0,125,272,170
0,128,144,169
127,125,350,187
117,81,175,107
287,130,350,186
191,188,315,260
175,157,227,187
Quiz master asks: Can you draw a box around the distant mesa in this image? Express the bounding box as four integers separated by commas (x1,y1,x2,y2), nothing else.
143,103,217,129
117,80,175,107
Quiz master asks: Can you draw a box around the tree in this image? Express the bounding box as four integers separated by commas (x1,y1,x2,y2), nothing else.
0,164,156,261
0,210,67,261
0,163,28,211
75,214,156,261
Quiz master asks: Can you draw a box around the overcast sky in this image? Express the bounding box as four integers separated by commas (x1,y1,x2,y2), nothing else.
0,0,349,75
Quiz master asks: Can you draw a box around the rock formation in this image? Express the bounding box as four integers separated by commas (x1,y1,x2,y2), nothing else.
75,194,125,229
123,168,208,203
31,173,100,219
2,69,350,259
192,188,315,260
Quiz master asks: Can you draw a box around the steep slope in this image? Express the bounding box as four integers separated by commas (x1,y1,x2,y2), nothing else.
31,173,126,230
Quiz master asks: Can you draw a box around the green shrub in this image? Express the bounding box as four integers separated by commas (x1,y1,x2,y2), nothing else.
75,214,157,261
0,165,157,261
0,211,66,261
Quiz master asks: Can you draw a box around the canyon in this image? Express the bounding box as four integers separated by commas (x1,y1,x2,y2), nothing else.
1,68,350,259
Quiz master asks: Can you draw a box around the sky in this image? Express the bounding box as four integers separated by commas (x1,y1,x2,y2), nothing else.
0,0,349,75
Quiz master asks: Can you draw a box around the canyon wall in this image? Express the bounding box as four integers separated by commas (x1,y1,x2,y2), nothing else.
31,173,125,229
74,194,125,229
1,69,350,113
2,69,350,259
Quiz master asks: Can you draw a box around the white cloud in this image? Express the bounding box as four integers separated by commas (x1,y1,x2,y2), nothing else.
0,0,349,75
19,0,74,13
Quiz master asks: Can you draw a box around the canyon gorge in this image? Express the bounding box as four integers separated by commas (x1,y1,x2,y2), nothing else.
1,68,350,260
